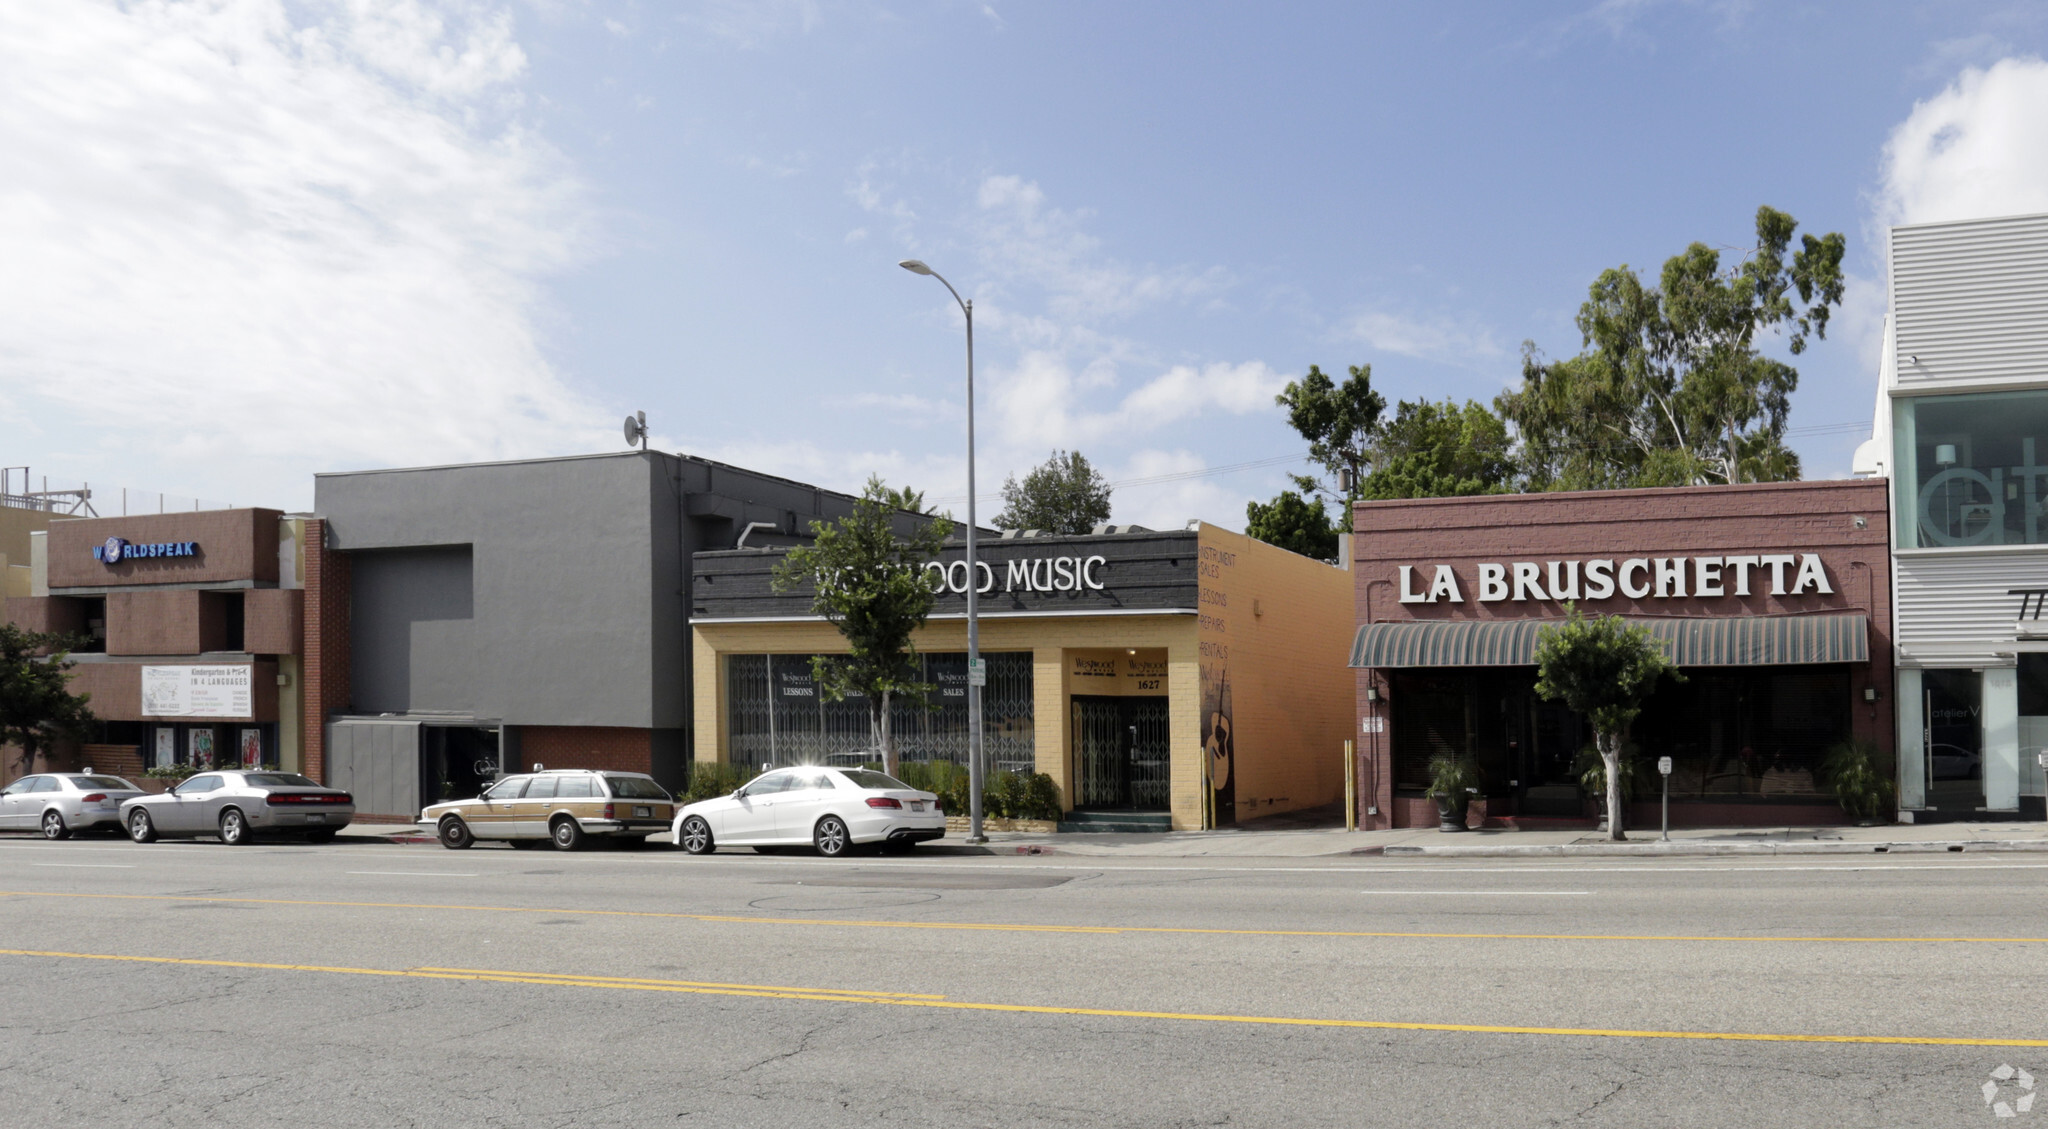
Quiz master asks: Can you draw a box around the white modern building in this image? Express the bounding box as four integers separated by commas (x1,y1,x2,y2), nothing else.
1856,211,2048,821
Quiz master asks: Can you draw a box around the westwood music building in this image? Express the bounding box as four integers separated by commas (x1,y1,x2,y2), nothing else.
1348,479,1894,829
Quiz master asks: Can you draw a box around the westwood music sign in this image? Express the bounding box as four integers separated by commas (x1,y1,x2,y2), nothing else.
1396,553,1834,604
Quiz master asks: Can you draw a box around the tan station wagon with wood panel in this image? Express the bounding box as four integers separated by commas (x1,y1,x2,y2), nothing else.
422,769,676,851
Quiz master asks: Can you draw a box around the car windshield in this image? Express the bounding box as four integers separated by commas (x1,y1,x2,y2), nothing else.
604,775,670,800
837,769,909,791
241,774,320,788
72,776,138,790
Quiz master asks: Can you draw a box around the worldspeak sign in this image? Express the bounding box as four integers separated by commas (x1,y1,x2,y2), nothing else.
1397,553,1834,605
141,666,253,718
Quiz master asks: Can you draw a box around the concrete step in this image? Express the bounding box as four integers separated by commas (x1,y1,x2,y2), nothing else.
1059,811,1173,834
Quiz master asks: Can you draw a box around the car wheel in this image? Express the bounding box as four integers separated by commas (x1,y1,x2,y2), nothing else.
127,809,158,844
550,816,585,851
813,815,851,858
40,810,69,841
437,817,474,850
218,808,253,846
305,830,338,844
677,816,714,855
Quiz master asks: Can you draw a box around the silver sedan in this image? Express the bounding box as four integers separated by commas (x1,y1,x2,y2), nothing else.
0,773,147,839
121,771,355,845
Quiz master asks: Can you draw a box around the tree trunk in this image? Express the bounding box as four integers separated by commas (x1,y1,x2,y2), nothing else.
1599,729,1627,841
878,688,897,777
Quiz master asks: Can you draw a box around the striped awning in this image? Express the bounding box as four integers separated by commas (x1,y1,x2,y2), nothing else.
1349,614,1869,669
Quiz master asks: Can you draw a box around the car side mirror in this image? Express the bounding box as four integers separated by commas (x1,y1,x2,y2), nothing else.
731,788,746,799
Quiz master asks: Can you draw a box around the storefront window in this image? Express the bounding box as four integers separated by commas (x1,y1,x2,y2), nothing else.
1393,666,1850,800
727,652,1034,774
1894,389,2048,548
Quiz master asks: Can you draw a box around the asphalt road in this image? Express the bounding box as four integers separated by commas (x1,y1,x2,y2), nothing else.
1,834,2044,1127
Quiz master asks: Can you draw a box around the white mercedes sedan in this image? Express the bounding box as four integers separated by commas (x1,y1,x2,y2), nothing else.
671,766,945,857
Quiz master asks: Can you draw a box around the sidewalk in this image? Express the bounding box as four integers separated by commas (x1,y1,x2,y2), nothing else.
334,819,2048,859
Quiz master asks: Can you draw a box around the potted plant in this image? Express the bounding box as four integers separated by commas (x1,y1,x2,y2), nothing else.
1820,739,1895,825
1425,756,1480,832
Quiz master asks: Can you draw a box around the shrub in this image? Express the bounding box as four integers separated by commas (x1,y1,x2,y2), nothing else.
683,763,751,803
1020,772,1062,821
144,764,197,781
1820,739,1895,823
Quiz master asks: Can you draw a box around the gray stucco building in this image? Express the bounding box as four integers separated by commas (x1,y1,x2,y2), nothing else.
307,451,912,818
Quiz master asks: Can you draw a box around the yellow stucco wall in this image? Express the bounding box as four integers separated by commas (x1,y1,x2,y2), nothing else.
692,614,1203,826
1195,523,1355,823
692,531,1353,831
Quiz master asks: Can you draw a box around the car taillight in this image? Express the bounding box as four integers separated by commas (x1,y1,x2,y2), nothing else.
865,797,902,809
602,803,615,819
80,794,107,803
267,794,352,805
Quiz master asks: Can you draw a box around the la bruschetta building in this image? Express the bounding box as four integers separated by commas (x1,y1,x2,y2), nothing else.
689,524,1355,830
1349,480,1895,829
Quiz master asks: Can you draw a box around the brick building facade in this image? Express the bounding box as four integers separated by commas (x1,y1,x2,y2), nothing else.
1350,480,1893,830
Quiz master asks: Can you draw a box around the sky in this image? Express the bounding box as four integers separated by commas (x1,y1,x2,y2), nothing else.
7,1,2048,527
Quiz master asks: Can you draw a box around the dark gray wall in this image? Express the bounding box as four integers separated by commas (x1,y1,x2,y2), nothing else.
350,546,475,714
319,454,670,729
316,451,937,737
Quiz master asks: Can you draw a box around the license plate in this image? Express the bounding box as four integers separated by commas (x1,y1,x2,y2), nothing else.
633,806,651,818
305,813,326,823
909,801,924,812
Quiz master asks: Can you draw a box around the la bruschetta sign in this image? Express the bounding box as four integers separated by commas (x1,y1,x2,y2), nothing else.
1397,553,1833,605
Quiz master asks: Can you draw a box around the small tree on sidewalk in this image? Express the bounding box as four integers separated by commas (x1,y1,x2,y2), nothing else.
773,476,952,776
1532,605,1679,841
0,624,96,780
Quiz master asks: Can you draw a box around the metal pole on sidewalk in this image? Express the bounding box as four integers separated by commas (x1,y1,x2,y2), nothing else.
1658,755,1672,842
1344,739,1357,832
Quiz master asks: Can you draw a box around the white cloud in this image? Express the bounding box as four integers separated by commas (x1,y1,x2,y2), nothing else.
0,0,605,508
1340,308,1503,367
1877,56,2048,228
972,174,1231,323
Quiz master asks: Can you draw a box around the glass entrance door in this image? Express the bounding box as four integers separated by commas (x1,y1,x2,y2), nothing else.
1925,669,1985,811
1072,696,1171,811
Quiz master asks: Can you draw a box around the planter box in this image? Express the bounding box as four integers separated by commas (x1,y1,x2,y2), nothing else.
945,816,1058,834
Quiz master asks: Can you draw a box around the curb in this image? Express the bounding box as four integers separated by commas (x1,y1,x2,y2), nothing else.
1381,839,2048,859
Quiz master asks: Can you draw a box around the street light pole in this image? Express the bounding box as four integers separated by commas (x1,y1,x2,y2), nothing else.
900,259,987,845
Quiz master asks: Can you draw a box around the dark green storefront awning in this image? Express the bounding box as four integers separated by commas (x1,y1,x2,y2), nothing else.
1349,614,1869,669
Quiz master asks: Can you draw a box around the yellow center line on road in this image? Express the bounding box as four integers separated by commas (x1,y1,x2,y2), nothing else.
4,888,2048,944
2,946,2045,1048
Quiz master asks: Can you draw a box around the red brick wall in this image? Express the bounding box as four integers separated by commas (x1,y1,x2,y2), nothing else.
105,591,204,655
515,726,654,774
1350,481,1894,830
67,661,278,722
48,508,281,589
245,589,303,656
1,596,89,645
302,519,349,785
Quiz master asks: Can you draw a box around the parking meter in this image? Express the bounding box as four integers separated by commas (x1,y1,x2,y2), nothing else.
1657,756,1673,841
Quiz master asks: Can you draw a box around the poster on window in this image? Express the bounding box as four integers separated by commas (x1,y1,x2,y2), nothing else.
141,666,253,718
239,729,262,768
190,730,215,768
153,728,175,769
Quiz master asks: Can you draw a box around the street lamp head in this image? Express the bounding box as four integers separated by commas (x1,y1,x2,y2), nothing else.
898,259,934,276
